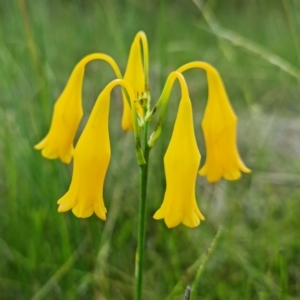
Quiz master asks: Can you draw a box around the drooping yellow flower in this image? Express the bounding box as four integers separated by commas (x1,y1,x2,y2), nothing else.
177,62,251,183
34,61,84,163
35,54,122,164
199,64,251,182
153,73,205,228
57,79,137,219
122,32,147,131
57,83,112,219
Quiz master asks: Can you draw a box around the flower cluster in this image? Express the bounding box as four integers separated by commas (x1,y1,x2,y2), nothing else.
35,31,250,228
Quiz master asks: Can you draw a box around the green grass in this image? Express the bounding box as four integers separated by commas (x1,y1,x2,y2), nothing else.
1,0,300,299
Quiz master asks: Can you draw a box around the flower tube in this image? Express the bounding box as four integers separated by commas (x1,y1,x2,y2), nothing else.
153,73,205,228
178,62,251,182
122,32,148,131
57,79,136,219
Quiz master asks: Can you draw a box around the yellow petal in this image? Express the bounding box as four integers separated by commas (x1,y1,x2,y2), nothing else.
153,83,204,228
34,61,85,163
199,66,251,182
122,33,145,131
177,62,250,183
57,191,77,212
57,86,111,220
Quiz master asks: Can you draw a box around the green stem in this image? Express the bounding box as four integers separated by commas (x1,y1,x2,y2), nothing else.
135,122,150,300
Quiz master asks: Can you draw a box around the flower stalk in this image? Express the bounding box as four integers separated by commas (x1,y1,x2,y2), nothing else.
135,118,150,300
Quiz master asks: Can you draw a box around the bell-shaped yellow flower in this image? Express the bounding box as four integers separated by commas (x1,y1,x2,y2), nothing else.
57,84,112,219
153,81,205,228
34,62,84,163
199,65,251,182
122,33,146,131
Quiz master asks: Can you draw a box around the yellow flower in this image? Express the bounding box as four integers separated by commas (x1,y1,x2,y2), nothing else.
122,32,147,131
57,79,136,219
153,74,205,228
57,83,112,219
177,62,251,183
34,62,84,163
199,64,251,182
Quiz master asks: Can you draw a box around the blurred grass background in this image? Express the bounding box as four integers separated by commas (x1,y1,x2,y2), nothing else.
1,0,300,299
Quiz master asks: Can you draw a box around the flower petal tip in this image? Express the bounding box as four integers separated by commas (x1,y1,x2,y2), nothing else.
153,209,163,220
94,208,107,221
60,155,73,164
57,205,66,213
34,144,42,151
165,220,180,229
72,206,94,218
244,167,251,173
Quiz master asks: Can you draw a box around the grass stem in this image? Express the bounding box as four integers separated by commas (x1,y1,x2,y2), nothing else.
190,226,224,300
